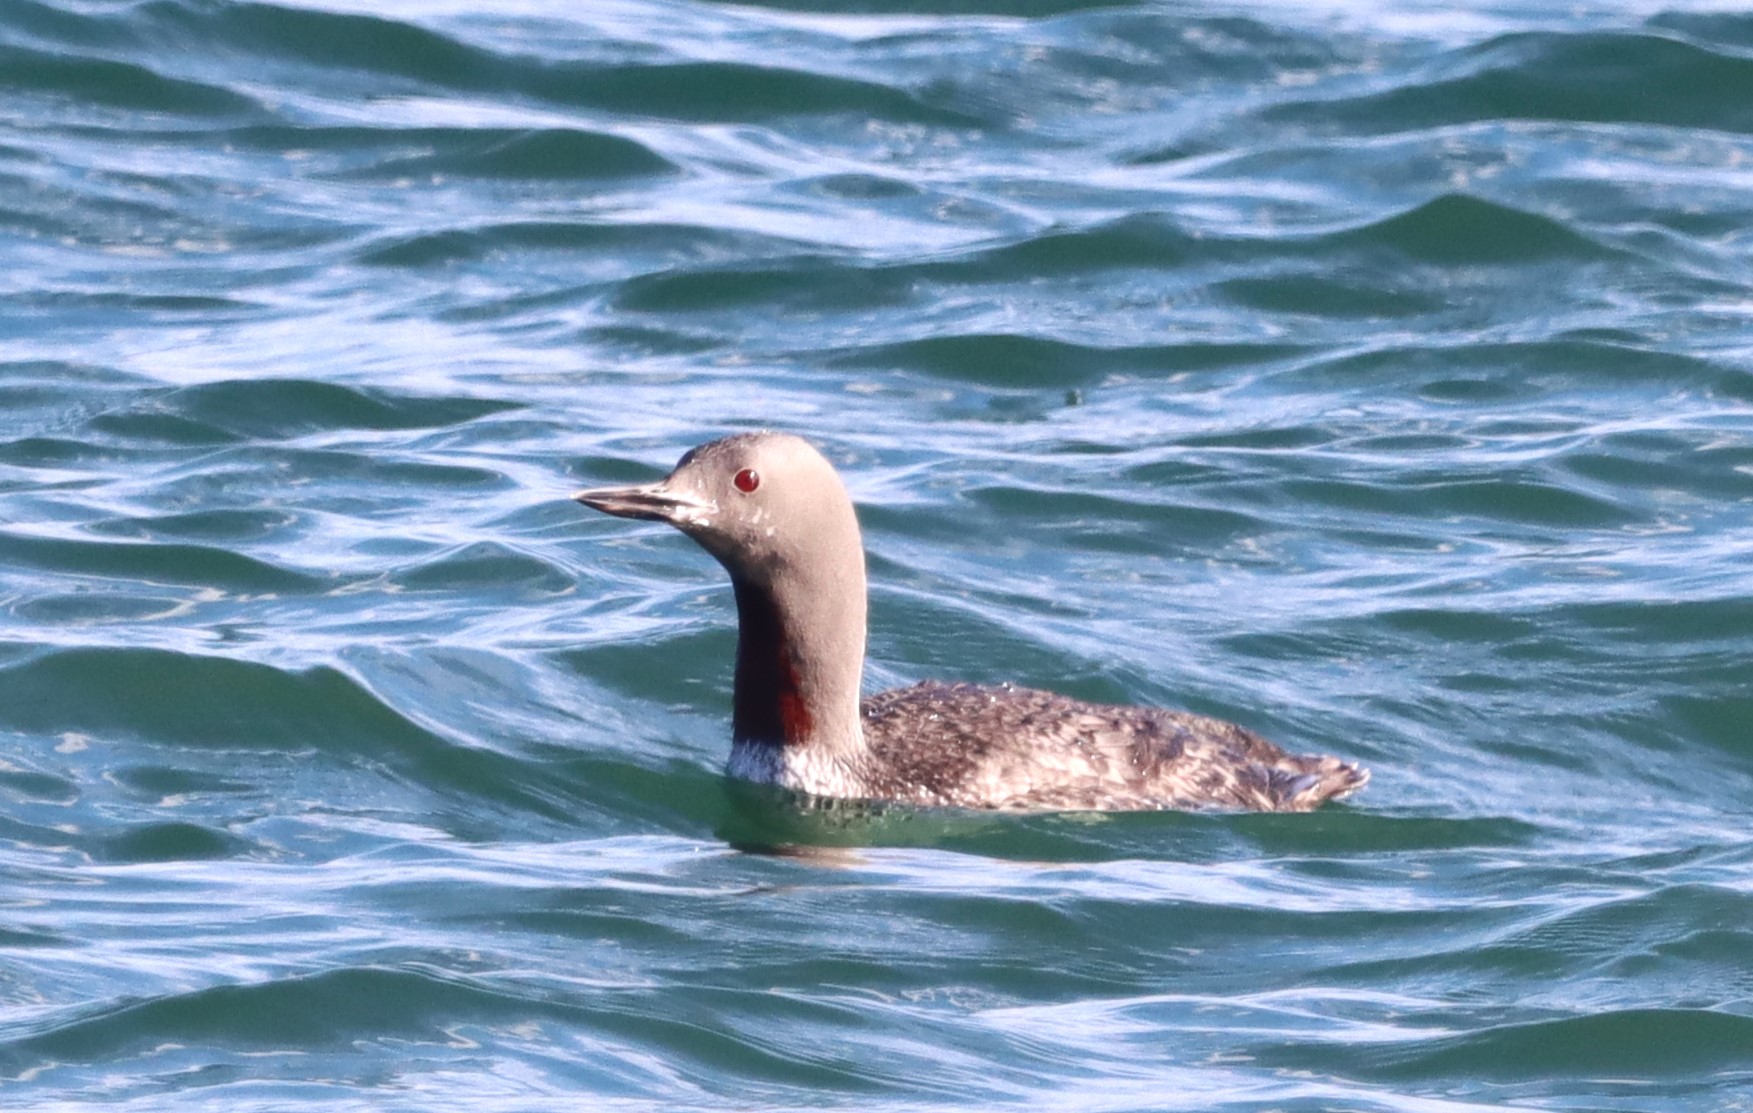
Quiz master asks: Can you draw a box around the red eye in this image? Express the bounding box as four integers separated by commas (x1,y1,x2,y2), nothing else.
733,468,760,493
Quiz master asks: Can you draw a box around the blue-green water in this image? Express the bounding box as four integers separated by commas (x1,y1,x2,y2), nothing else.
3,0,1752,1108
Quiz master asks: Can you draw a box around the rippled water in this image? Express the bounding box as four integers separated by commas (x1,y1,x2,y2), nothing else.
3,0,1752,1108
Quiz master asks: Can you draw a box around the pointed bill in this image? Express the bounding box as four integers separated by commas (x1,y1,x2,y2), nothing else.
572,482,716,525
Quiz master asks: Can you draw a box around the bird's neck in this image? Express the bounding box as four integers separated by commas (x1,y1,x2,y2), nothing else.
728,564,867,768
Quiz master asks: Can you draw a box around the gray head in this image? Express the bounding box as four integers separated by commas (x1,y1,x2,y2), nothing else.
573,432,862,588
574,433,869,755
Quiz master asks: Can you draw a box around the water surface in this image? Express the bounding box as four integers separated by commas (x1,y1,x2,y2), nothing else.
2,0,1752,1109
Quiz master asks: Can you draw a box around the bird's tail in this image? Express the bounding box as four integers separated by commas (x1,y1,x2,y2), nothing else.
1272,756,1369,811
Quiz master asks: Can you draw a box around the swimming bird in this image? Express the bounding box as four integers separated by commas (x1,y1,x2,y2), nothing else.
573,432,1367,812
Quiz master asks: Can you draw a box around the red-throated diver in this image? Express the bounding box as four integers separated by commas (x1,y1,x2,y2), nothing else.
573,432,1368,812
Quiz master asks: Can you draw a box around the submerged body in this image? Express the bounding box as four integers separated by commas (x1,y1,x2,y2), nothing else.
575,433,1368,813
732,681,1366,812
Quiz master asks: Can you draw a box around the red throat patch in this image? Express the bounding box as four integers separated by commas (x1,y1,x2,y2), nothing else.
777,652,814,744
